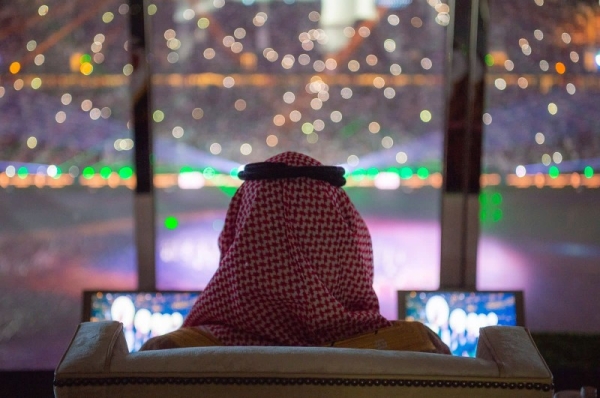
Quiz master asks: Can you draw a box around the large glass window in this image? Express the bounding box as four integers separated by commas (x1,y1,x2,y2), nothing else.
479,0,600,332
0,3,135,369
8,0,599,370
151,0,448,318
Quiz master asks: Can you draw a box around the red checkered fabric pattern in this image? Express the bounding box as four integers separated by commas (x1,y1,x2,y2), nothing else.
183,152,391,346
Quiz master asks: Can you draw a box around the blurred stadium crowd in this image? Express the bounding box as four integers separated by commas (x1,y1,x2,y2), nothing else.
0,0,598,175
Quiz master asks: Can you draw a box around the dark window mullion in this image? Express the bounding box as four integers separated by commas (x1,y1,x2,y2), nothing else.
130,0,156,291
440,0,488,289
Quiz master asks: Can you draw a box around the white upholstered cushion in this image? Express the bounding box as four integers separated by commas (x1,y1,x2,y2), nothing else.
54,322,554,398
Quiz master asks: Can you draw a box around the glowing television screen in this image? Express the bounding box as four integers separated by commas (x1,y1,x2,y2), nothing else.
397,290,524,357
82,290,201,352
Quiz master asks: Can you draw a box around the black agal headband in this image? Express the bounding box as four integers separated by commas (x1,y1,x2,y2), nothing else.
238,162,346,187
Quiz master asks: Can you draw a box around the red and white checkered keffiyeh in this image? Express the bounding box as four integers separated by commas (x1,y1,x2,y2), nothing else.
183,152,391,345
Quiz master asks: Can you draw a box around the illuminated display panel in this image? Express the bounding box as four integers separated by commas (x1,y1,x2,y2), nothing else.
82,291,202,352
478,0,600,332
150,0,447,319
0,3,136,369
398,290,524,357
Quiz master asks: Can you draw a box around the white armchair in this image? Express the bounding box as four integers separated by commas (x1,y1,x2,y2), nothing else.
54,321,554,398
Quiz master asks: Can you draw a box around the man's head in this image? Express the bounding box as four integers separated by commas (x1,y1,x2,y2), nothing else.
184,152,389,345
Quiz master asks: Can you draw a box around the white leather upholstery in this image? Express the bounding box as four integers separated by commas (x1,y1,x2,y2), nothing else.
54,321,554,398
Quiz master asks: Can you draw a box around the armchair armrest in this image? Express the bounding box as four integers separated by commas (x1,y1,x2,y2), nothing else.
55,321,129,376
477,326,553,380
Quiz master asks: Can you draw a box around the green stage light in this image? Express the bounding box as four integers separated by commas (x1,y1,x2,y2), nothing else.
492,193,502,205
352,168,366,181
119,167,133,179
17,166,28,178
493,209,503,222
203,167,216,179
100,166,112,179
164,216,178,230
400,167,413,179
479,209,487,222
366,167,379,179
79,54,92,64
82,167,95,179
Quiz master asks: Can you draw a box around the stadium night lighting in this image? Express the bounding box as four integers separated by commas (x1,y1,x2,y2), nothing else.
374,172,401,190
82,167,95,179
17,167,28,178
0,167,597,190
119,167,134,179
416,167,429,179
202,167,217,179
164,216,179,230
177,171,204,190
0,1,597,194
100,167,112,179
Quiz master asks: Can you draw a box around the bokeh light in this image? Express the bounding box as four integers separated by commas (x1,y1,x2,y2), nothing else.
420,110,432,122
164,216,179,230
9,62,21,74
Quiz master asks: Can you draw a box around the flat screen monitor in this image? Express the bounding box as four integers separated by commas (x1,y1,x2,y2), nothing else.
397,290,524,357
82,290,201,352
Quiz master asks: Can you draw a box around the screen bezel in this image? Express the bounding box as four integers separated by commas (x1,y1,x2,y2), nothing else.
396,289,525,327
81,290,202,323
